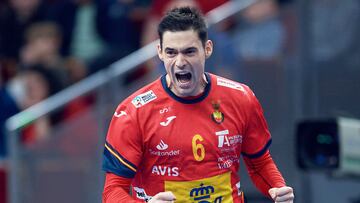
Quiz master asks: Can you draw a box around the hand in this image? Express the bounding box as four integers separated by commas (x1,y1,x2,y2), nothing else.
148,191,176,203
268,186,294,203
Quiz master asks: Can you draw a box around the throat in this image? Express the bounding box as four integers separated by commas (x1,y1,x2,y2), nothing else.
176,73,192,84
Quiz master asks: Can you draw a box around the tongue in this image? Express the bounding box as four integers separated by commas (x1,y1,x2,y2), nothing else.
178,74,191,83
179,77,189,83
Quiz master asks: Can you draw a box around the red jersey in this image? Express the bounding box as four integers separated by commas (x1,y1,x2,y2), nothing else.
103,73,273,202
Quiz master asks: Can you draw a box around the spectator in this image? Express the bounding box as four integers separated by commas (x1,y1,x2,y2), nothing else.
231,0,285,62
6,66,63,144
46,0,106,64
0,0,49,60
20,21,69,87
310,0,360,61
88,0,151,74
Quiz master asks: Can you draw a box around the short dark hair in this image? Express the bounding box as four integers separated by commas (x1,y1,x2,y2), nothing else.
158,7,208,49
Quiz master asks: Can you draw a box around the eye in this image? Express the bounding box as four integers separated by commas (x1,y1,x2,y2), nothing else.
166,50,176,57
184,48,196,56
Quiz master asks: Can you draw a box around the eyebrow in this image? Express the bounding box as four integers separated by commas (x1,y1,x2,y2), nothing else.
164,47,176,52
164,47,198,52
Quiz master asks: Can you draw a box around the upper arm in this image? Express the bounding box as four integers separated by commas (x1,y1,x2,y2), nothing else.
241,87,272,158
102,105,143,178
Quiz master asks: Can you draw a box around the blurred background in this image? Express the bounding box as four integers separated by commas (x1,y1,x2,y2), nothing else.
1,0,359,202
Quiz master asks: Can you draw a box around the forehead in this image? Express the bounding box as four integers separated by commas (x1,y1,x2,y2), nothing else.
162,30,202,49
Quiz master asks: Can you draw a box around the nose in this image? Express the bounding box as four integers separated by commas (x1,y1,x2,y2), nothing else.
175,54,186,69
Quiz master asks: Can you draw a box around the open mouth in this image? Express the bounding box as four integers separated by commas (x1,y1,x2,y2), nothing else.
175,72,192,84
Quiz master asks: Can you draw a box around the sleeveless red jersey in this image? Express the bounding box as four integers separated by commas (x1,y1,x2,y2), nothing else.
103,73,272,203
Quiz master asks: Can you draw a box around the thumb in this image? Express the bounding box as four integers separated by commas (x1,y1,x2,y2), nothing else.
268,188,277,199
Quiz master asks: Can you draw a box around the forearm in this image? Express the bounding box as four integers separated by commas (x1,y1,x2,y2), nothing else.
102,173,143,203
243,150,285,198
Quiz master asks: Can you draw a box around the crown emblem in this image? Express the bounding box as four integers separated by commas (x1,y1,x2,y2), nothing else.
211,100,224,124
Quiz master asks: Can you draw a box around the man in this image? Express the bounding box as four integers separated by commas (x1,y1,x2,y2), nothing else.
102,7,294,203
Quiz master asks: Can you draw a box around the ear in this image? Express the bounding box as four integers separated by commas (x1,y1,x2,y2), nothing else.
205,40,213,59
157,43,164,61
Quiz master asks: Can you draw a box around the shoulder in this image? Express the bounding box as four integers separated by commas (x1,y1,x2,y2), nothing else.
209,73,255,99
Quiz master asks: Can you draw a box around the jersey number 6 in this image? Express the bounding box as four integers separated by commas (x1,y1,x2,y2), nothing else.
192,134,205,161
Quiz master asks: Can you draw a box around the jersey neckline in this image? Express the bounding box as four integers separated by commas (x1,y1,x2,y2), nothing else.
160,72,211,104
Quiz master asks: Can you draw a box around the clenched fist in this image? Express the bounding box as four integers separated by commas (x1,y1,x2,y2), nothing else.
268,186,294,203
148,191,176,203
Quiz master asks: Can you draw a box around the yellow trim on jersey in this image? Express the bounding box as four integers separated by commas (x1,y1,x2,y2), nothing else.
105,143,137,172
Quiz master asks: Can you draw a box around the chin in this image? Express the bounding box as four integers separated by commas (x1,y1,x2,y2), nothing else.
175,88,193,97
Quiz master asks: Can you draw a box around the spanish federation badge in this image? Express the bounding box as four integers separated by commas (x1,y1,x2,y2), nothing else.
211,100,224,124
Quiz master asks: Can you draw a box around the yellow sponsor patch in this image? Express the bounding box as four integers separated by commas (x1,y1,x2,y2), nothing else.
165,172,233,203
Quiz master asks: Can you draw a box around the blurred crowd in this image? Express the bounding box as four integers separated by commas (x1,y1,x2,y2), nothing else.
0,0,144,159
0,0,295,156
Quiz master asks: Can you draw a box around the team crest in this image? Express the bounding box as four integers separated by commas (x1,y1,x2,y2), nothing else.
211,100,224,124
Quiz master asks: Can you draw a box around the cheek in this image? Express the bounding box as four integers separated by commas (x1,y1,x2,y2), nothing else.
195,67,204,77
190,59,205,73
163,60,174,72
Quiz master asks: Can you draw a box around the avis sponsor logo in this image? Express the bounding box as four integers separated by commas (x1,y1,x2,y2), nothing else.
133,187,152,202
189,183,223,203
151,165,179,177
132,90,157,108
